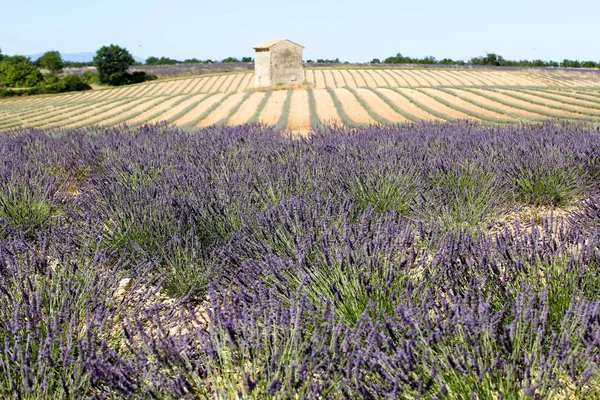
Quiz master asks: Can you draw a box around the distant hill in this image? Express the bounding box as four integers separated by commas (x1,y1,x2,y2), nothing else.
29,52,145,63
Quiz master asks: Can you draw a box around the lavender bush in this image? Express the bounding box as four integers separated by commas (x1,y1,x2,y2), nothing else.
1,120,600,398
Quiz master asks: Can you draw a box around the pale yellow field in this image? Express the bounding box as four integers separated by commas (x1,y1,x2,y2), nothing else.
1,68,600,133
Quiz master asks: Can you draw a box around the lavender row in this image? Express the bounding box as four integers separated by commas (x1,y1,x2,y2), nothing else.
1,121,600,397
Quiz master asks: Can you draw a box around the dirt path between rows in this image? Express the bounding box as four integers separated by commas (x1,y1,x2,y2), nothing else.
237,73,254,92
333,88,376,124
497,89,600,117
149,93,207,123
446,89,546,119
375,88,439,120
257,90,288,125
228,92,265,125
174,93,226,126
99,97,168,126
354,88,409,123
196,92,247,127
348,70,367,87
287,90,312,132
127,95,190,124
420,88,515,121
472,88,586,118
313,70,327,89
398,88,473,119
312,89,343,126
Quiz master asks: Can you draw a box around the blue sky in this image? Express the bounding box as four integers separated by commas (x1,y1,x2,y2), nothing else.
2,0,598,62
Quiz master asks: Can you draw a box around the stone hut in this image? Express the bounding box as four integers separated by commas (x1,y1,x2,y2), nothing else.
252,39,304,89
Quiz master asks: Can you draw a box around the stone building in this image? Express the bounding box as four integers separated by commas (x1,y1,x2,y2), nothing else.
252,39,304,89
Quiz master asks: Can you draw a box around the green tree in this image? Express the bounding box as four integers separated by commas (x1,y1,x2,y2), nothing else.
56,75,91,92
93,44,135,85
0,48,4,62
482,53,504,66
0,56,43,88
37,50,64,74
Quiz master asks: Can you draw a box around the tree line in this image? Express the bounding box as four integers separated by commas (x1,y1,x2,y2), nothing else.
0,48,91,97
0,45,156,97
61,56,255,68
371,52,600,68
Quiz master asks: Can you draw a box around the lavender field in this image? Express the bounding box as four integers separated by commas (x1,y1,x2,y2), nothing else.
1,121,600,398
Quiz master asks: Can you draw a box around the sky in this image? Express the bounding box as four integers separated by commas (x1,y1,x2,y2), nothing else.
2,0,598,63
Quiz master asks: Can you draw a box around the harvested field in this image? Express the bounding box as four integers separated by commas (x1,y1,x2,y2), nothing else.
149,93,209,123
312,89,342,125
428,71,464,86
419,70,450,86
363,70,389,87
228,92,266,125
370,70,395,86
2,67,600,133
322,70,337,88
45,98,142,128
313,70,327,88
163,79,188,96
126,95,191,125
470,88,588,119
201,76,222,93
286,90,312,132
497,89,600,117
393,70,420,87
348,70,367,87
257,90,288,125
420,88,516,121
368,88,438,120
356,70,377,87
397,88,474,120
174,93,226,126
445,88,547,119
443,70,478,86
234,73,253,92
353,88,409,123
218,74,237,92
182,78,205,94
541,89,600,108
332,88,377,124
331,70,348,87
196,92,248,128
41,98,136,127
469,71,506,86
95,97,168,127
411,70,439,86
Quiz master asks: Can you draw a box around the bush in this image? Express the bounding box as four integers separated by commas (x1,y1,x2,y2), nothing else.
44,74,61,85
56,75,91,92
0,75,91,98
128,71,156,83
103,71,156,86
81,70,100,85
0,56,43,88
0,89,20,98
